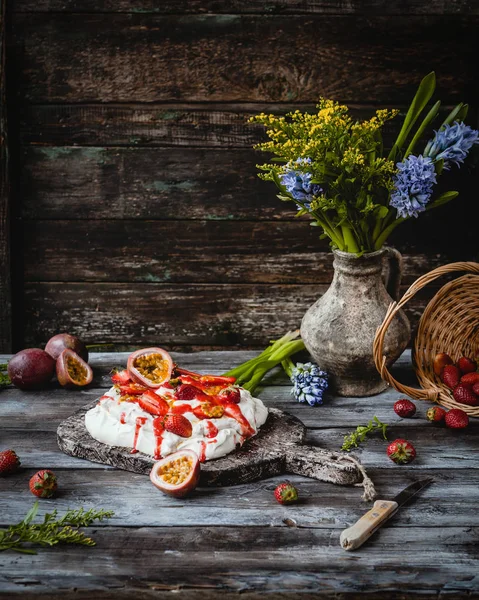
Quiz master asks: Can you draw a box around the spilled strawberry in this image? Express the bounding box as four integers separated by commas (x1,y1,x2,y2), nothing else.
426,406,447,422
274,482,299,505
29,470,58,498
445,408,469,429
0,450,21,475
386,439,416,464
393,399,416,418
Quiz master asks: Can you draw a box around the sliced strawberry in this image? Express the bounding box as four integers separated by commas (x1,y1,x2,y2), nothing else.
119,382,148,396
111,369,131,384
175,367,236,385
175,384,204,401
137,391,170,417
164,414,193,438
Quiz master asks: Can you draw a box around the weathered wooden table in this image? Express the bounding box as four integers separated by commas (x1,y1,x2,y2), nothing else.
1,350,478,599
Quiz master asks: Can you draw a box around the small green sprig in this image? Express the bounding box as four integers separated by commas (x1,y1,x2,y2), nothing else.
341,416,389,452
0,363,10,389
0,502,114,554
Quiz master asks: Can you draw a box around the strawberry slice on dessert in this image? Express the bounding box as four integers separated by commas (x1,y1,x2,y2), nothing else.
137,391,170,417
111,369,131,384
118,382,148,396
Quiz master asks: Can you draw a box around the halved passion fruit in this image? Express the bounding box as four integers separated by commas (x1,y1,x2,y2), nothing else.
127,348,173,389
149,449,200,498
56,349,93,388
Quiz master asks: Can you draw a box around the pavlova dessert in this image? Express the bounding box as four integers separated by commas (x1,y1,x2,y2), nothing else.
85,347,268,465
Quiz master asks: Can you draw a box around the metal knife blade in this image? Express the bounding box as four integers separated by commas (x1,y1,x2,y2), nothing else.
340,478,433,551
392,478,433,508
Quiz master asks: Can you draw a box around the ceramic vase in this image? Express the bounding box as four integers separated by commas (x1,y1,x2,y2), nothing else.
300,247,410,397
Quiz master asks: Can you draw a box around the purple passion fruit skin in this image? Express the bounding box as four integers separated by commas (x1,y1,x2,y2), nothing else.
150,450,200,498
56,349,93,388
7,349,55,390
45,333,89,363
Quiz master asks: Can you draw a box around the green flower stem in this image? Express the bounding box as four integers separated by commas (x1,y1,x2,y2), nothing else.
224,337,305,394
341,225,360,253
374,217,405,251
223,331,300,379
281,357,295,379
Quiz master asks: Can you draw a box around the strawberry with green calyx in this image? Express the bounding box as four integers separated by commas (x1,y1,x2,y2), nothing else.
393,399,416,418
29,470,58,498
0,450,21,475
274,482,299,505
445,408,469,429
426,406,447,422
386,439,416,464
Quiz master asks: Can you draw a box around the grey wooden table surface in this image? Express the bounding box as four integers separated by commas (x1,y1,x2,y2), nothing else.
0,350,478,599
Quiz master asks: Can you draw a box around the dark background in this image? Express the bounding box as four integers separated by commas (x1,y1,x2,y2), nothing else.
2,0,479,353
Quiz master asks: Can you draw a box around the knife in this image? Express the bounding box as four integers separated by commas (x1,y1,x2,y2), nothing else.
340,478,433,551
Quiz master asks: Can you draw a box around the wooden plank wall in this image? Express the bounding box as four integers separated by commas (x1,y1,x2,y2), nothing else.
4,1,479,351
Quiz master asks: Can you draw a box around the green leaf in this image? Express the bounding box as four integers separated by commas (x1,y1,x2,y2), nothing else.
375,206,389,219
456,103,469,122
435,159,444,175
439,102,464,130
427,190,459,210
23,502,39,525
276,194,292,202
389,72,436,160
404,100,441,158
272,171,287,193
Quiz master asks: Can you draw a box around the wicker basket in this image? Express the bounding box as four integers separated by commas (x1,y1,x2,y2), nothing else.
373,261,479,416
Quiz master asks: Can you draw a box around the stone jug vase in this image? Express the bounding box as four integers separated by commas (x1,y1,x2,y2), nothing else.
300,248,410,397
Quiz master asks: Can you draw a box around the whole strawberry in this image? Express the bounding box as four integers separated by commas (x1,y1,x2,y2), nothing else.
218,386,241,404
457,356,477,375
433,352,453,376
29,469,58,498
393,399,416,418
426,406,447,422
274,482,299,505
445,408,469,429
386,439,416,464
460,372,479,386
453,383,479,407
441,365,461,390
0,450,21,475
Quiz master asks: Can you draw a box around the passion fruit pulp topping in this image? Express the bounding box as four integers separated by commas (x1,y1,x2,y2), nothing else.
202,403,225,418
67,356,88,383
158,455,194,486
134,353,171,384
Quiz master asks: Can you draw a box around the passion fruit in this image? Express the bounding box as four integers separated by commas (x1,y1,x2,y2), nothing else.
149,449,200,498
127,347,173,389
45,333,89,363
56,349,93,388
8,348,55,390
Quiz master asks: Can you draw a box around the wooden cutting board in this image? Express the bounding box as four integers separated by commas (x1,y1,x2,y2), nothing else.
57,401,362,487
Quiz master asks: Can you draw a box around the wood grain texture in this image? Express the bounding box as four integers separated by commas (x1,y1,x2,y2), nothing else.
19,104,464,148
1,350,479,598
23,219,478,285
0,0,11,352
21,282,433,348
20,146,479,225
1,468,477,528
10,0,479,15
8,14,479,104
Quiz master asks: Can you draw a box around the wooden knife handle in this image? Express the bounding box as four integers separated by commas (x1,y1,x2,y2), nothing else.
340,500,398,550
